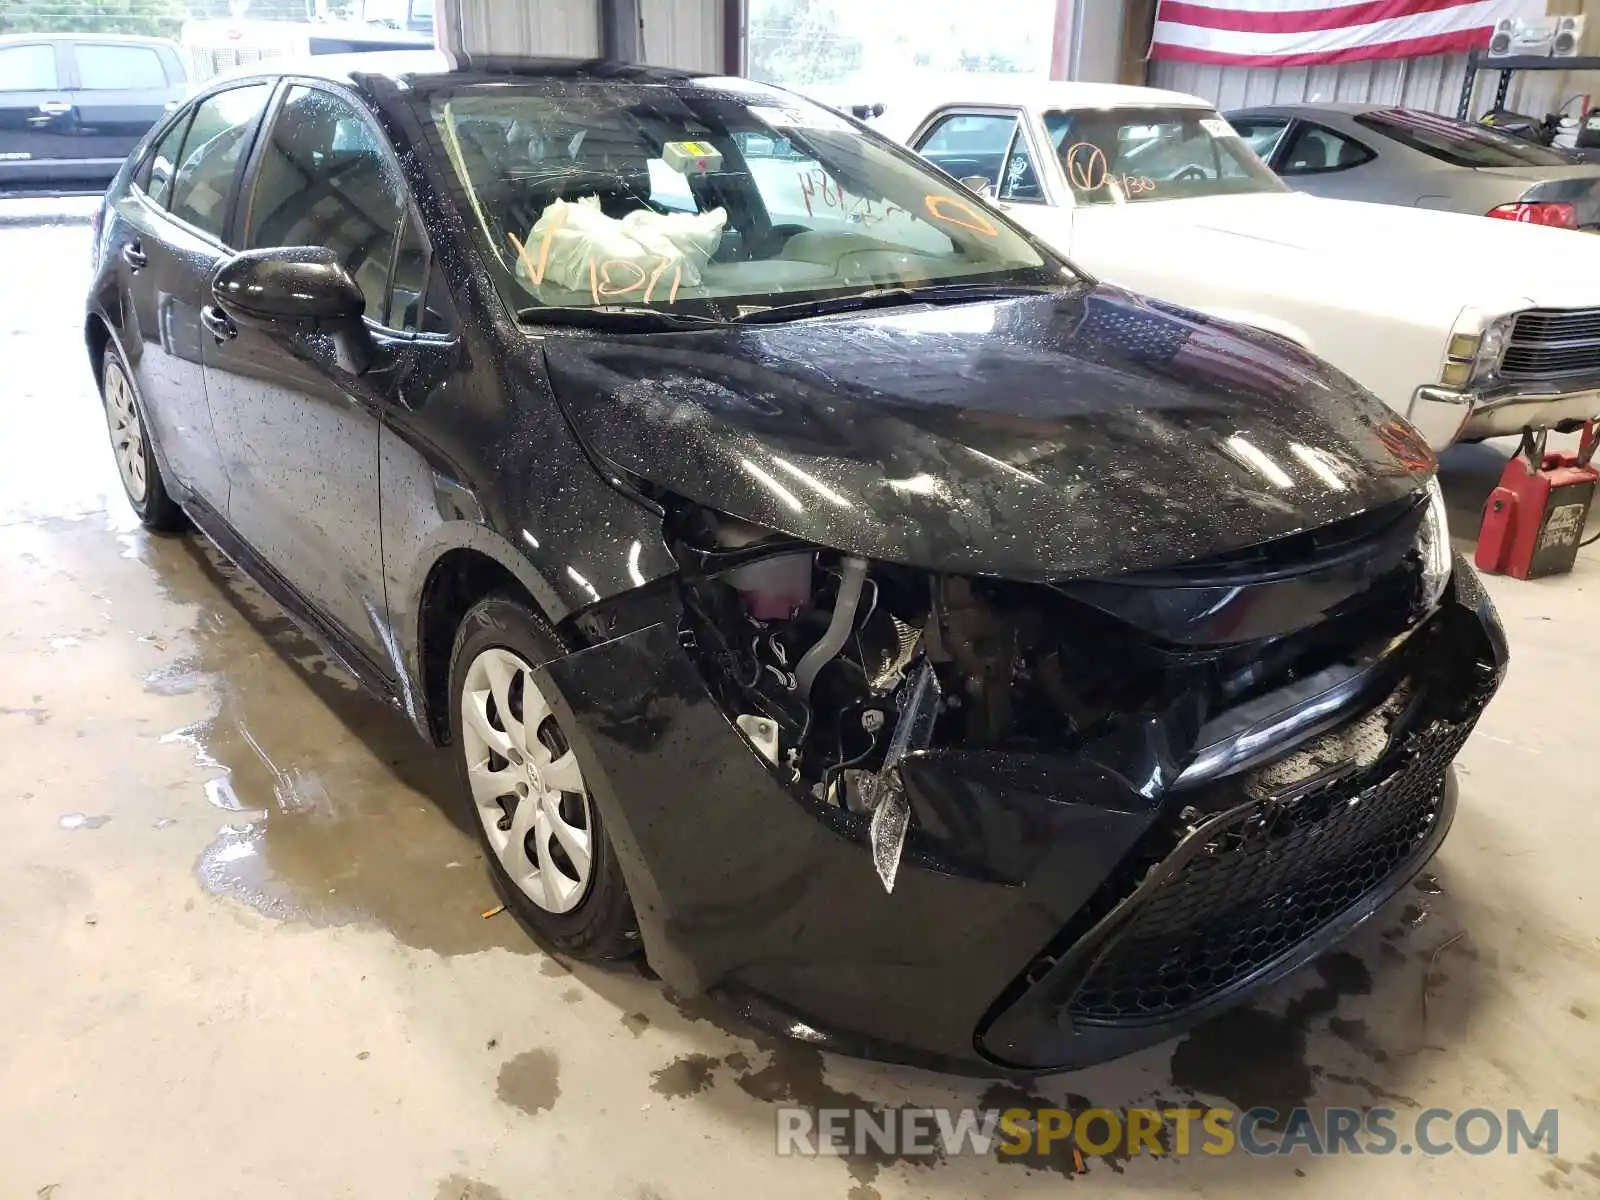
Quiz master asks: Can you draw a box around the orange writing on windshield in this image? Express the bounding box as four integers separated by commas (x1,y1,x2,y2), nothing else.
923,194,998,237
1065,143,1108,193
508,228,556,288
1064,143,1155,197
509,228,683,305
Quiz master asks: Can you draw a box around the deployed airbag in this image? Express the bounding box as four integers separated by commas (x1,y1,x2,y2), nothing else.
516,195,727,295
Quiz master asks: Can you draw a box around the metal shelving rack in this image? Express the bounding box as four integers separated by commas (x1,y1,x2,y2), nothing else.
1456,49,1600,121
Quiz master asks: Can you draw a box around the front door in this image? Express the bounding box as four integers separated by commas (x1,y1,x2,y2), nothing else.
0,41,75,188
204,83,420,672
119,82,273,513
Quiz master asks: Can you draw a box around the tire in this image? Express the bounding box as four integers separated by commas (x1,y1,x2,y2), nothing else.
99,345,185,533
448,589,639,960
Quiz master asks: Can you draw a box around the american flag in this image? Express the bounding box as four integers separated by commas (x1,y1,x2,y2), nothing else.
1150,0,1542,68
1078,291,1315,398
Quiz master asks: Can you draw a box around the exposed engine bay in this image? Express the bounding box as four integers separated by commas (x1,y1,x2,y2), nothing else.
668,499,1432,892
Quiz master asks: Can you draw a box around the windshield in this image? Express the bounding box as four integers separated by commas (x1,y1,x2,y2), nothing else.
424,79,1063,322
1353,109,1573,168
1042,106,1286,205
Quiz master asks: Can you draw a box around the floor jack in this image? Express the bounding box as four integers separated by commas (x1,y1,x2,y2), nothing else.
1475,421,1599,580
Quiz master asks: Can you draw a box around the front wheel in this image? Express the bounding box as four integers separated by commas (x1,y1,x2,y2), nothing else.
448,591,639,959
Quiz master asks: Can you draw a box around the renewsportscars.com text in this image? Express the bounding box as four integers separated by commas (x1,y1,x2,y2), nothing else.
775,1105,1559,1159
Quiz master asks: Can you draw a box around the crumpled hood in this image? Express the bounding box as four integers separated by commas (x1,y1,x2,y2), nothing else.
1168,192,1600,309
541,285,1432,580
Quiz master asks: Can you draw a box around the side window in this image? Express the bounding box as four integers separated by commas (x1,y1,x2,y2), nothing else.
998,132,1042,203
73,44,169,91
143,112,192,209
0,43,58,91
243,85,409,327
917,112,1018,193
389,215,428,333
1279,124,1375,176
1232,118,1289,161
169,83,271,240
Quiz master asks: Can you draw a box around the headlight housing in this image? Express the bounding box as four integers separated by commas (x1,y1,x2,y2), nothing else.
1416,476,1453,610
1442,310,1516,389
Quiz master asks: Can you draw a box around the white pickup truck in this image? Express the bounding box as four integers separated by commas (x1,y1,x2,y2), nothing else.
889,81,1600,451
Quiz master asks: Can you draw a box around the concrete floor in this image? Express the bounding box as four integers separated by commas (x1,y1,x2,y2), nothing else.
3,210,1600,1199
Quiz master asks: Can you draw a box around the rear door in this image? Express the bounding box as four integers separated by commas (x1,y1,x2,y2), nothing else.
0,41,75,187
67,40,185,170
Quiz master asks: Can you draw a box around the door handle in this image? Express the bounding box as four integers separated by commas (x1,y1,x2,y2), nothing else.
36,100,72,116
200,305,238,344
122,242,148,271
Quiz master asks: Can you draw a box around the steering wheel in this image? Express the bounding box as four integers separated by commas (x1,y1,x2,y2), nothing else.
1172,165,1208,183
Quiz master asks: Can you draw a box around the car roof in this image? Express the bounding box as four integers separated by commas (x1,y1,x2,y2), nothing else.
0,32,180,47
203,50,715,92
1230,102,1384,116
909,79,1215,113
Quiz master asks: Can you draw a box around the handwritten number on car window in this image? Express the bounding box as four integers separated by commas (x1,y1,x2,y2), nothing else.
508,230,683,306
1065,143,1155,198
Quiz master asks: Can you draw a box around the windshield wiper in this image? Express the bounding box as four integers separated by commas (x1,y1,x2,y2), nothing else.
517,305,731,333
731,283,1065,325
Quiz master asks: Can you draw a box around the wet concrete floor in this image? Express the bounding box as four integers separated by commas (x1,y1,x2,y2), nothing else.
3,217,1600,1197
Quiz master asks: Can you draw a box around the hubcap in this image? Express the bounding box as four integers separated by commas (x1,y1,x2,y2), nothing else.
461,647,593,914
103,363,148,505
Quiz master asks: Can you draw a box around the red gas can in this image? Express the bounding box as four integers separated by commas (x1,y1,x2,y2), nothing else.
1475,426,1599,580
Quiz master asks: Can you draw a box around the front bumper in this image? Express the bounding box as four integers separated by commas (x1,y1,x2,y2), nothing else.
1409,382,1600,449
538,560,1506,1074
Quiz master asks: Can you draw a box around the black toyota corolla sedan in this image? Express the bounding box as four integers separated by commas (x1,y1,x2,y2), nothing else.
84,52,1506,1074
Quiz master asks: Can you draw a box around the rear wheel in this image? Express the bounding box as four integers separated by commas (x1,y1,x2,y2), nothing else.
100,346,184,532
448,591,638,959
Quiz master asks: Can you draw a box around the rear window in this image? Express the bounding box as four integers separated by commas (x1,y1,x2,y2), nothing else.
73,44,170,91
1353,110,1572,168
0,43,58,91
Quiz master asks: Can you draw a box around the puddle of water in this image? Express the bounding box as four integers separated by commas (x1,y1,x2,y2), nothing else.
123,534,532,957
497,1048,561,1115
649,1053,720,1098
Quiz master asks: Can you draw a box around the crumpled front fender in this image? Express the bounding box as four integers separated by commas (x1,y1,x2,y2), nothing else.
534,620,1157,1066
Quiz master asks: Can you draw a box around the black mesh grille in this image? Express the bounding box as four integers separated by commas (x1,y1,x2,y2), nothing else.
1066,715,1474,1026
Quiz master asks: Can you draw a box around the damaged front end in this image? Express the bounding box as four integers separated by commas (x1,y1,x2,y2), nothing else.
541,490,1505,1074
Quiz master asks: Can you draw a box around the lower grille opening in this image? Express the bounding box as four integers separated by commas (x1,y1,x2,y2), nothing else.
1064,712,1473,1027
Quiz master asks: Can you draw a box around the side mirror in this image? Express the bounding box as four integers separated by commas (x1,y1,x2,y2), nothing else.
211,246,374,374
960,175,994,198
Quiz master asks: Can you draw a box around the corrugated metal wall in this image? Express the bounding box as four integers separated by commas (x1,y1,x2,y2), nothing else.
1152,53,1598,117
1151,54,1474,113
640,0,726,72
450,0,602,57
447,0,724,68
